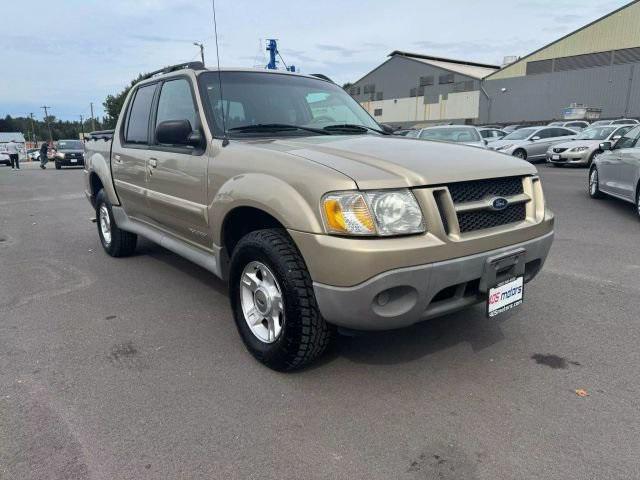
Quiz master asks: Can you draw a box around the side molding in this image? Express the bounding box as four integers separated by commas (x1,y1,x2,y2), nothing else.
112,206,222,278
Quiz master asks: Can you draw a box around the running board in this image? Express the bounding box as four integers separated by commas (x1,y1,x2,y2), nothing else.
111,207,221,278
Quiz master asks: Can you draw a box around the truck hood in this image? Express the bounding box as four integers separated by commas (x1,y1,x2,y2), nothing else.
250,135,536,189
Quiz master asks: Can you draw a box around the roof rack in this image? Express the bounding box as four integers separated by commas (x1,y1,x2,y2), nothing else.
310,73,334,83
142,61,206,81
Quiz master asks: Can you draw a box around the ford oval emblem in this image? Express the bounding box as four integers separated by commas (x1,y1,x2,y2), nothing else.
492,197,509,211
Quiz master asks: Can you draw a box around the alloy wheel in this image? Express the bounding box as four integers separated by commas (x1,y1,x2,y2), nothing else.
99,204,112,246
589,170,599,196
239,261,285,343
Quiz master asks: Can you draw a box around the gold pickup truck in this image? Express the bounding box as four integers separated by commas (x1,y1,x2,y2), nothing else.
84,62,554,370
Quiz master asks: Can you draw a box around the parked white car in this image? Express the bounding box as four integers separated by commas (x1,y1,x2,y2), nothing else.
415,125,487,148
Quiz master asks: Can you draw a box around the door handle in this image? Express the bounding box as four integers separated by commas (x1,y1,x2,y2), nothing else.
114,154,122,163
149,158,158,168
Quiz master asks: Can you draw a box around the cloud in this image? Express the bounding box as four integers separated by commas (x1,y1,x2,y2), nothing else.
129,34,196,44
316,44,360,57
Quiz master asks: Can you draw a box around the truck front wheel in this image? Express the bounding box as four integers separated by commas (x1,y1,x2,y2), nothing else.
229,229,334,371
95,189,137,257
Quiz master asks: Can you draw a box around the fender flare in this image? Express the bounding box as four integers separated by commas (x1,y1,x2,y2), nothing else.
88,152,120,206
210,173,324,246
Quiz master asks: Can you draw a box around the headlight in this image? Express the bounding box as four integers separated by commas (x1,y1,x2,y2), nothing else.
321,189,425,236
570,146,590,152
496,144,513,151
55,152,64,159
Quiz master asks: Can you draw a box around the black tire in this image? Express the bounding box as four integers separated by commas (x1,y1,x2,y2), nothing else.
95,189,137,257
513,149,527,160
589,167,604,199
55,162,61,170
229,229,334,371
635,186,640,220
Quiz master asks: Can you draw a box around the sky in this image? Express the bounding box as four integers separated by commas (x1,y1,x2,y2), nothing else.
0,0,631,121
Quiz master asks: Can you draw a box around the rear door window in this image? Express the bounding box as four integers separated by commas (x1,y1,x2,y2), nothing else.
125,84,156,144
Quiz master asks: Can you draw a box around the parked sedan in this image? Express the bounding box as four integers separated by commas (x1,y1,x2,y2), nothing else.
548,120,590,131
0,152,10,166
546,124,635,167
589,124,640,217
416,125,486,148
477,127,506,143
591,118,639,127
489,126,577,162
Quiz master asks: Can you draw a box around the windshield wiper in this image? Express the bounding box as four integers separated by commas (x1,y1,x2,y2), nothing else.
322,124,390,135
227,124,331,135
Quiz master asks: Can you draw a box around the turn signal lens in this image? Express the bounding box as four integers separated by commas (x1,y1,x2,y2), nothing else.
321,189,425,236
322,193,376,235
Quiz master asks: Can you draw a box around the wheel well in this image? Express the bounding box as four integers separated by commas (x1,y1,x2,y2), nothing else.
90,172,104,196
222,207,285,258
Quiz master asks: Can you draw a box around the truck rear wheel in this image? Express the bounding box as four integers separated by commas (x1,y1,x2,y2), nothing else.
229,229,334,371
95,189,137,257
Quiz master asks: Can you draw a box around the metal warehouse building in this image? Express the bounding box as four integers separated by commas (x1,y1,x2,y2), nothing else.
480,0,640,124
348,51,499,127
350,0,640,127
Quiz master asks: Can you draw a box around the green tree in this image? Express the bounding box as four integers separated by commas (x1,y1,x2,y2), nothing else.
102,73,147,128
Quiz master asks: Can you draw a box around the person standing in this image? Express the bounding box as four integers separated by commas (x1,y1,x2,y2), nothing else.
6,139,20,170
39,142,49,169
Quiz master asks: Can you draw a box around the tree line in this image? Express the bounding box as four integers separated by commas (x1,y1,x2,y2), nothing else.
0,72,146,142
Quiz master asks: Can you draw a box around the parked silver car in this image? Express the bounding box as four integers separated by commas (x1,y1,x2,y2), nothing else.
416,125,486,148
548,120,590,131
589,124,640,217
478,127,506,143
489,126,577,161
591,118,639,127
546,124,635,167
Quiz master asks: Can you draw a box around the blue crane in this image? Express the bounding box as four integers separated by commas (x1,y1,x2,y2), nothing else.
266,39,296,72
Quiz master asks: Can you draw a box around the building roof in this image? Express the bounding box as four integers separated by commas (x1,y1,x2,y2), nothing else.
486,0,640,80
388,51,500,79
0,132,26,143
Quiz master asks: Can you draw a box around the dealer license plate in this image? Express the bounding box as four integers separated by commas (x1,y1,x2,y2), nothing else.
551,154,560,160
487,276,524,318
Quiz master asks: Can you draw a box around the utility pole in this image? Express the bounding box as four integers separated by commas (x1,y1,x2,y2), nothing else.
193,42,205,65
79,115,85,140
29,112,37,145
41,106,53,143
89,102,96,131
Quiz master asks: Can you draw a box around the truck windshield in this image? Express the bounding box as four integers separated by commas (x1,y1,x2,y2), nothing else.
57,140,83,150
198,71,381,137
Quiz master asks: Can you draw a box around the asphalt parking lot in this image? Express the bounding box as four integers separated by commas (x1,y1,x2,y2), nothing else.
1,162,639,480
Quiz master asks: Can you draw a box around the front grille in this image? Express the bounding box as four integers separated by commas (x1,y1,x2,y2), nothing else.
65,153,84,160
447,176,523,203
457,203,526,233
553,147,568,153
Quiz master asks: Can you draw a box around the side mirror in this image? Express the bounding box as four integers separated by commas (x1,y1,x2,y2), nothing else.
530,136,541,141
379,123,395,134
599,141,612,151
156,120,196,146
483,139,488,146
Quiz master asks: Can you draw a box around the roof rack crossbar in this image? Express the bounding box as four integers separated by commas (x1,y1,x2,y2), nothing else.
142,61,205,80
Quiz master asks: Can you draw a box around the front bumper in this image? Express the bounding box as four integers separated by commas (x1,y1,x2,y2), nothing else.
313,231,554,330
55,157,85,166
546,150,590,165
